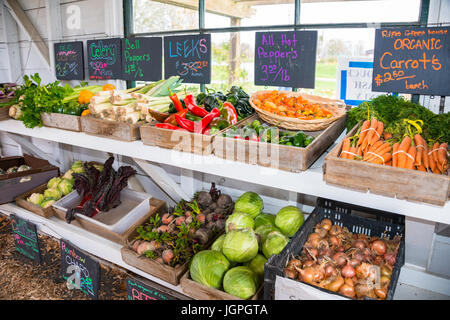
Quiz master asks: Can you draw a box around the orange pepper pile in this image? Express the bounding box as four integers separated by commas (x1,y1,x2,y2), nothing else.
78,89,95,104
252,90,333,120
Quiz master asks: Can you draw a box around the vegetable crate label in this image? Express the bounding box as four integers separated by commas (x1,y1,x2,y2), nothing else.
126,276,173,300
10,214,41,264
60,239,99,300
122,37,163,81
54,41,85,80
164,34,211,84
372,27,450,96
254,31,318,89
87,38,122,80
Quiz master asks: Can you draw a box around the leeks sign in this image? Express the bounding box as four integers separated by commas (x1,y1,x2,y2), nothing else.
372,27,450,96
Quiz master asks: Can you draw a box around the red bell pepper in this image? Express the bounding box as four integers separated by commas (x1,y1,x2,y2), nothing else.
155,123,188,131
175,114,195,132
184,94,209,118
221,102,239,125
168,89,184,112
196,108,221,134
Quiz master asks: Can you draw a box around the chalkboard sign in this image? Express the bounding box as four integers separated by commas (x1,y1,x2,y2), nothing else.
54,41,84,80
254,31,318,88
122,37,162,81
372,27,450,96
60,239,99,299
126,276,174,300
87,38,122,80
164,34,211,84
10,214,41,264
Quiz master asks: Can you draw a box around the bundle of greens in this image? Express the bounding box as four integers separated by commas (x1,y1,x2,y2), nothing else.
347,95,450,144
65,157,137,223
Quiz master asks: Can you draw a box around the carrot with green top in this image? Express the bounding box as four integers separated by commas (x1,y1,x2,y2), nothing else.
404,145,417,170
397,136,412,169
437,143,448,171
392,143,399,167
363,118,378,149
357,120,371,146
413,134,424,166
340,138,351,159
368,152,392,165
370,121,384,145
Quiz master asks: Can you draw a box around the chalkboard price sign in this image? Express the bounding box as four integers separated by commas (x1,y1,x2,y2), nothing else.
54,41,84,80
254,31,318,88
164,34,211,84
10,214,41,264
87,38,122,80
372,27,450,96
122,37,162,81
60,239,99,300
126,276,174,300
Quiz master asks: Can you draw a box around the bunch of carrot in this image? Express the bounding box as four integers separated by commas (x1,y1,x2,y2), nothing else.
340,118,449,175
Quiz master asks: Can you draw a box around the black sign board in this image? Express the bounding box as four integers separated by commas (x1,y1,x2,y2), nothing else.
87,38,122,80
126,276,174,300
54,41,84,80
254,31,318,88
164,34,211,84
10,214,41,264
372,27,450,96
60,239,99,299
122,37,162,81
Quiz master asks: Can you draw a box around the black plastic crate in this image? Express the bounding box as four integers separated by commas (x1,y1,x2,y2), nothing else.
264,199,405,300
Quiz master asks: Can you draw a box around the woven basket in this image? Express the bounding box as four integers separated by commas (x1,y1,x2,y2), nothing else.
249,90,347,131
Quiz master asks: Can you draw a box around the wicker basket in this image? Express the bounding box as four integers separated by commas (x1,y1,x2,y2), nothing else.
249,90,347,131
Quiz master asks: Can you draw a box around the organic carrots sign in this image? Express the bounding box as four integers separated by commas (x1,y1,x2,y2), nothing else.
372,27,450,96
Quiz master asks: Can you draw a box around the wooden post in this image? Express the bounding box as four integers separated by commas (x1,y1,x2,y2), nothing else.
229,17,241,86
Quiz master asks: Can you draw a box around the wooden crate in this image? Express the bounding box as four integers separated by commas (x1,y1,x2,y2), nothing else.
323,124,450,206
213,114,346,172
15,183,55,219
180,271,263,300
41,112,82,132
0,97,14,121
140,116,252,155
53,197,166,245
80,115,142,141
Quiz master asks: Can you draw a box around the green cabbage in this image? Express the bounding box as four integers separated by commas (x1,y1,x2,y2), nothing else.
27,193,44,205
211,234,226,252
223,266,258,299
58,178,73,196
225,211,254,233
43,188,62,201
255,224,281,244
222,228,258,263
62,169,74,181
245,253,267,283
234,192,263,218
190,250,230,289
71,160,84,173
40,199,56,209
275,205,304,237
262,230,289,259
254,213,276,229
47,177,61,189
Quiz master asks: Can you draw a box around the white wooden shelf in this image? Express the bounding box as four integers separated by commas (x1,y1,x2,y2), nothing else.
1,119,449,225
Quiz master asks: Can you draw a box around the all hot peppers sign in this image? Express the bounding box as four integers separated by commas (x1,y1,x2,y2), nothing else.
372,27,450,96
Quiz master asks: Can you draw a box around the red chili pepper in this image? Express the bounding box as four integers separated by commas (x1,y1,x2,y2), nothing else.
155,123,188,131
197,108,221,134
164,109,189,126
184,94,209,117
168,89,184,112
222,102,239,125
175,114,195,132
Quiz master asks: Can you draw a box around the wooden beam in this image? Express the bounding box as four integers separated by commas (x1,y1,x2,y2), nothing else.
152,0,255,19
236,0,380,5
5,0,50,67
229,17,241,86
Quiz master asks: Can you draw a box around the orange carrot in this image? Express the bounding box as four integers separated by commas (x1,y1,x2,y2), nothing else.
431,142,440,163
356,145,362,157
437,143,448,170
365,143,392,162
413,134,424,166
422,140,430,170
385,160,392,166
357,120,371,146
397,136,412,169
416,165,426,172
365,118,378,147
392,143,399,167
370,121,384,145
428,146,437,172
383,132,392,140
347,146,358,160
368,152,392,165
340,138,351,159
404,146,417,170
366,140,384,155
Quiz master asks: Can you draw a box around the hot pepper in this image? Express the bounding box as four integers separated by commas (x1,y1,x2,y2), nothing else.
175,114,195,132
184,94,209,117
155,123,188,131
197,108,221,134
221,102,238,125
168,89,184,112
164,109,189,126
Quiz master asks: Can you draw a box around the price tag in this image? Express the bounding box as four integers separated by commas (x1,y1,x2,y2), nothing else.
10,214,41,264
87,38,122,80
54,41,85,80
122,37,162,81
